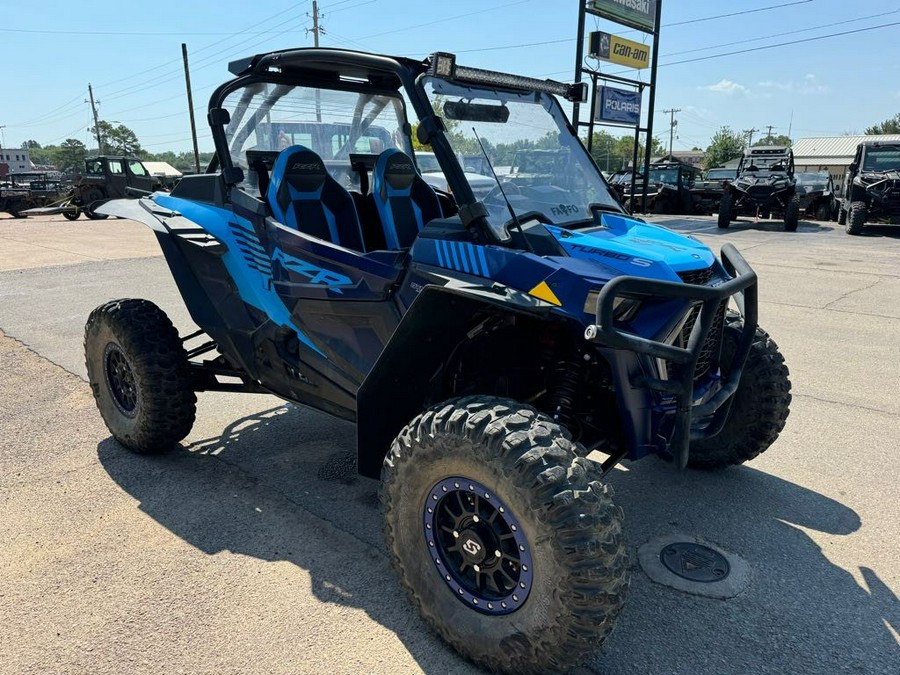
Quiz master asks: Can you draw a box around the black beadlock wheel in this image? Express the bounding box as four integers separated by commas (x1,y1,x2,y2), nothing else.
717,192,732,229
689,315,792,469
846,201,867,235
784,194,800,232
382,396,629,674
85,299,196,453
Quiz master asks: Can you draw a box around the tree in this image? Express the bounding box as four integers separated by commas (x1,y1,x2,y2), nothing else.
21,140,42,149
57,139,87,174
865,113,900,135
704,126,745,169
754,134,792,147
90,120,144,155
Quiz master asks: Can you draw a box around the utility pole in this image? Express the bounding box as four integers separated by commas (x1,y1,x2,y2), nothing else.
182,43,201,174
663,108,681,157
88,84,103,154
308,1,324,122
743,127,759,148
764,124,775,143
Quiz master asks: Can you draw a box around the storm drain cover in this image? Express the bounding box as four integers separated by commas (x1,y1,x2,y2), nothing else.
660,542,730,582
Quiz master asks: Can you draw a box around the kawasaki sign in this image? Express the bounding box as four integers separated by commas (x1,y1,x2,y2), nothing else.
587,0,657,34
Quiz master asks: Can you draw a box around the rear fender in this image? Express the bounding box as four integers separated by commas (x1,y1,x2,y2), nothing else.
356,284,552,478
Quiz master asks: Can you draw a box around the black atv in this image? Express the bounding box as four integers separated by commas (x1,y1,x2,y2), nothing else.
718,146,800,231
837,141,900,235
621,160,701,215
83,48,792,673
796,170,837,221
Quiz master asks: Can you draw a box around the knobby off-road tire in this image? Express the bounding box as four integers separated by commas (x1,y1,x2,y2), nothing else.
837,201,848,225
62,210,81,221
85,299,196,453
690,316,791,470
846,201,867,235
815,202,832,222
784,194,801,232
382,396,629,674
717,192,733,229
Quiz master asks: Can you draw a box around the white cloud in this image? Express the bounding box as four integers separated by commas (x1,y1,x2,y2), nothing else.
701,79,749,95
758,80,793,91
799,74,830,95
758,75,830,95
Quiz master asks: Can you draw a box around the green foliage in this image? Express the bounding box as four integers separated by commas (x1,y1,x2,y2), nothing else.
57,139,88,174
90,120,144,156
143,150,215,172
705,126,745,169
21,140,42,149
587,131,666,170
865,113,900,135
753,134,792,147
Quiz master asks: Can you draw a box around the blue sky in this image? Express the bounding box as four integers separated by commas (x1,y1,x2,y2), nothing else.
2,0,899,153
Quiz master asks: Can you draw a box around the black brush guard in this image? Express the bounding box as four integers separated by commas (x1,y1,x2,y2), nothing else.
584,244,758,469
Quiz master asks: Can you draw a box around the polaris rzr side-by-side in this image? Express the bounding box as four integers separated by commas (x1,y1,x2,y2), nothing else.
718,146,800,231
85,49,791,673
796,171,838,221
621,160,701,215
837,141,900,235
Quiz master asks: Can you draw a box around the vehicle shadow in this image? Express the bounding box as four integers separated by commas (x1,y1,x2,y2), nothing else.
97,405,898,674
855,224,900,239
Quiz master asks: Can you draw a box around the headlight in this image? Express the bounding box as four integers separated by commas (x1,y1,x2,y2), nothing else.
584,291,642,322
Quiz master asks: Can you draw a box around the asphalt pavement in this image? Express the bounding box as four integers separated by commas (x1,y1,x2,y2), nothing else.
0,212,897,674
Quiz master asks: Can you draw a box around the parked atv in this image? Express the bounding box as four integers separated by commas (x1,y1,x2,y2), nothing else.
718,146,800,231
84,48,791,674
0,171,66,218
25,156,159,220
622,160,701,215
837,141,900,235
691,166,737,215
796,171,837,221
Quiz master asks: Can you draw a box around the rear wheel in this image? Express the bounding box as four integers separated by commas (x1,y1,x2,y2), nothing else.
85,299,196,453
689,316,791,470
717,192,733,229
837,201,847,225
82,188,109,220
784,194,800,232
7,201,26,218
382,396,629,674
846,201,867,235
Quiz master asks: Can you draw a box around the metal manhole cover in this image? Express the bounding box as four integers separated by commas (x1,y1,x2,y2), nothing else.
660,542,730,582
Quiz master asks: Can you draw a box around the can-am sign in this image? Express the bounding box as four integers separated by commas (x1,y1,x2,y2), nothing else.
587,0,657,34
595,86,642,126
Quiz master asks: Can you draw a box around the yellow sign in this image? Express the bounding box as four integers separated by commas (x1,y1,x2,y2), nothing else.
589,31,650,70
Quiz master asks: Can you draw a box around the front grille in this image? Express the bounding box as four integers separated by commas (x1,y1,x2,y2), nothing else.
678,267,714,286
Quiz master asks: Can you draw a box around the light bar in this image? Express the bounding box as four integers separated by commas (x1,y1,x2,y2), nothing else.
429,52,588,103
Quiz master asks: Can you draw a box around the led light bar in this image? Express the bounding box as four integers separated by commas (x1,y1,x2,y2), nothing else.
429,52,588,103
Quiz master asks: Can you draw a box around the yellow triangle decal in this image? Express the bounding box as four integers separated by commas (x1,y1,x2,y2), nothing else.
529,281,562,306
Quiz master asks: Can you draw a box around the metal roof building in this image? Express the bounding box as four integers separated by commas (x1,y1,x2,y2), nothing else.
793,134,900,167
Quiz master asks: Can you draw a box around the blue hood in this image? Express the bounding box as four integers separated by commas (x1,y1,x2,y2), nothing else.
546,213,716,282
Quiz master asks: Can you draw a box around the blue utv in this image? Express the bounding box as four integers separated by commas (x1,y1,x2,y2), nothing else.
85,48,792,674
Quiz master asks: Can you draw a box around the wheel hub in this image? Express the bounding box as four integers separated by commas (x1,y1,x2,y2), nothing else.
423,476,533,616
104,343,138,417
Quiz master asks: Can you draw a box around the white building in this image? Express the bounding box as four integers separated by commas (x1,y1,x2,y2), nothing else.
793,134,900,186
0,148,35,175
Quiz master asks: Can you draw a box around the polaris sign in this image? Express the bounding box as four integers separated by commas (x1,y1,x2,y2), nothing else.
587,0,657,34
595,86,642,126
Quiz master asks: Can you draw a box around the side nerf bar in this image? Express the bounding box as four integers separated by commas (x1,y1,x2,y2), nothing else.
584,243,758,469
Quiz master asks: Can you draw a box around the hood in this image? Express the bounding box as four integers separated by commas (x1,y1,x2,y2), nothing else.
546,213,716,283
860,170,900,184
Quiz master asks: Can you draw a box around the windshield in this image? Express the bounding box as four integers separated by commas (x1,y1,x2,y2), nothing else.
220,83,412,195
862,147,900,172
796,172,828,187
416,153,442,173
743,154,789,171
424,78,619,231
648,168,678,185
706,169,735,180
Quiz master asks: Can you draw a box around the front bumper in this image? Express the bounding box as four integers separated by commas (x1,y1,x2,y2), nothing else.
584,244,758,469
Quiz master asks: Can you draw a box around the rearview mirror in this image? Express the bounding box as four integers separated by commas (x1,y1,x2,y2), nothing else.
443,100,510,123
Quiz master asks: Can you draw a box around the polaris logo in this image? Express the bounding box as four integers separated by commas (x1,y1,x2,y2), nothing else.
390,163,414,172
291,162,320,171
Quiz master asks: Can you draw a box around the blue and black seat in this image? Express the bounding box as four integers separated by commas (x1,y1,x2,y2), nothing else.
372,149,443,249
267,145,366,252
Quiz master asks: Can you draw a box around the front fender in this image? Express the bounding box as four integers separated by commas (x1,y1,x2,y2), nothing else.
356,283,552,478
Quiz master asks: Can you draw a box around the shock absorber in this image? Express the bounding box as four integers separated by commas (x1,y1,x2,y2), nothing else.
549,360,581,428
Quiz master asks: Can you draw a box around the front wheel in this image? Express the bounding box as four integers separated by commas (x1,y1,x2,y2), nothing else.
62,209,81,221
846,201,867,235
717,192,733,229
689,316,791,469
815,202,831,222
85,299,196,453
784,194,800,232
837,202,847,225
382,396,629,674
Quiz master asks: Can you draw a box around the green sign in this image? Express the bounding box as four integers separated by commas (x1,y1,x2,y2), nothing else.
587,0,657,34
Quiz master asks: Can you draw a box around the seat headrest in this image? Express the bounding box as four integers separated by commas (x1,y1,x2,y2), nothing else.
276,146,328,192
381,150,418,191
